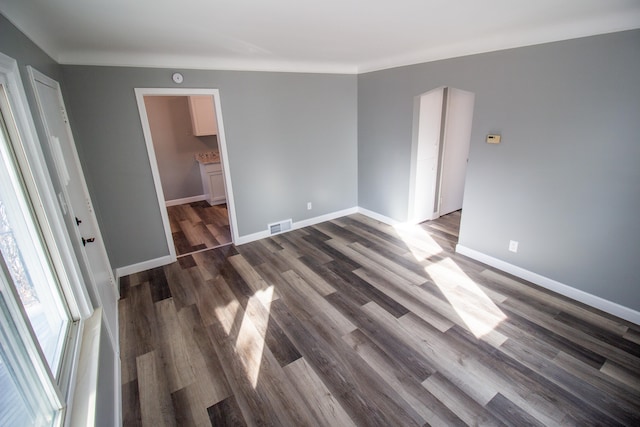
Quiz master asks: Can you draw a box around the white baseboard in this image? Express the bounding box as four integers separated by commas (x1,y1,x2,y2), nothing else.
119,206,382,267
235,230,271,246
114,255,175,280
165,194,206,207
113,202,639,326
295,207,358,229
235,207,359,245
114,207,361,264
456,244,640,326
357,207,401,226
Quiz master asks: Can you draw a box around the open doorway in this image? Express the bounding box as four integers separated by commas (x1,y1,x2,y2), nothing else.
408,86,474,230
134,89,238,261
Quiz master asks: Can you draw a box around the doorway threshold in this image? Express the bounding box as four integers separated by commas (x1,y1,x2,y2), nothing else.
176,242,233,259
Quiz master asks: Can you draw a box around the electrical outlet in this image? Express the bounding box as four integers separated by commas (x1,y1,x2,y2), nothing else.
509,240,519,253
307,202,312,210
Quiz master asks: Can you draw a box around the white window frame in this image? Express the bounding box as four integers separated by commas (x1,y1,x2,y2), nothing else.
0,52,95,425
0,110,73,376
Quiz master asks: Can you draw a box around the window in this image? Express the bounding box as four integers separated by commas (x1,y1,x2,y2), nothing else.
0,117,73,374
0,55,90,426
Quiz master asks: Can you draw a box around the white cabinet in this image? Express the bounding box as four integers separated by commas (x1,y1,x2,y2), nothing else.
188,95,217,136
199,162,226,205
208,171,226,205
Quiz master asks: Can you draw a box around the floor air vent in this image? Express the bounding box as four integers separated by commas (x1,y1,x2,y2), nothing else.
268,219,292,235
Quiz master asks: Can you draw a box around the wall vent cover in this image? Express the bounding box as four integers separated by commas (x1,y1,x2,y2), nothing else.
268,219,292,235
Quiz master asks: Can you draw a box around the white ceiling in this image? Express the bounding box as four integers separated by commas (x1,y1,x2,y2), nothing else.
2,0,639,74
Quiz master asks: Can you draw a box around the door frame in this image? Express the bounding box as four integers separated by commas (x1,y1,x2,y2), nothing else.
134,88,237,262
28,67,118,297
408,86,474,224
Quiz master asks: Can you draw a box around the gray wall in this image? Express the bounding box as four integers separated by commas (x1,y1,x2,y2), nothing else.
60,66,358,268
7,11,638,313
144,96,217,201
358,30,640,311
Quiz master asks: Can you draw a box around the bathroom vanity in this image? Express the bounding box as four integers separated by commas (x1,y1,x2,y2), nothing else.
195,151,226,205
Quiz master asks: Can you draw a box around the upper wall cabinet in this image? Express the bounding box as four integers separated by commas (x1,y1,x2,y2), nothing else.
188,95,218,136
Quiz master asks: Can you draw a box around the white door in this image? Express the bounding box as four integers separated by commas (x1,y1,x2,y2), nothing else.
409,87,445,223
27,67,119,347
438,88,474,216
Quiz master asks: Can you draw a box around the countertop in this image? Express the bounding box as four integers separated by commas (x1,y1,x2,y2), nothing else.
195,151,220,164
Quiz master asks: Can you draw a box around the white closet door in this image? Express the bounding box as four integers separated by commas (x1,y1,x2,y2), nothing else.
438,88,474,216
409,87,444,223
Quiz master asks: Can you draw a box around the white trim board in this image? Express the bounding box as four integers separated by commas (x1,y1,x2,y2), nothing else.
456,244,640,326
114,254,174,281
235,207,359,245
133,88,239,265
165,194,206,207
69,307,102,427
113,207,360,273
356,207,401,226
114,206,398,272
111,201,640,326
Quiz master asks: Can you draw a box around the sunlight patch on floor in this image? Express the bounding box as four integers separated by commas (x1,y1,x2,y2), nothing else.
393,223,443,261
217,296,241,335
235,285,274,388
425,258,507,340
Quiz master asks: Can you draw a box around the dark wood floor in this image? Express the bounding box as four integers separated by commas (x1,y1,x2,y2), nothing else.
119,211,640,426
167,201,231,256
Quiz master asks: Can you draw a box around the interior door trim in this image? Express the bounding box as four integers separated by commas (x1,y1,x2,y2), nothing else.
134,88,238,264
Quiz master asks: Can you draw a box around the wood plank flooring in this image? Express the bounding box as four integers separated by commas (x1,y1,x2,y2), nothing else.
167,201,231,256
119,211,640,426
